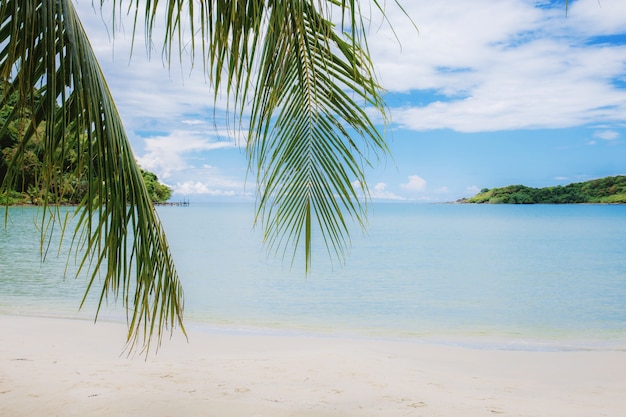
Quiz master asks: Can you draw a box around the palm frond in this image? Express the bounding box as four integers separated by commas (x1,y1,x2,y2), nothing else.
247,1,389,270
116,0,391,270
0,0,185,353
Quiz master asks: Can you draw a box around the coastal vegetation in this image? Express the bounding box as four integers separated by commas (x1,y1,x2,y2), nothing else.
460,176,626,204
141,171,173,204
0,169,171,205
0,85,170,205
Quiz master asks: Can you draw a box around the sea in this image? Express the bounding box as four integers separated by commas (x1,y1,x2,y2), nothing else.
1,203,626,351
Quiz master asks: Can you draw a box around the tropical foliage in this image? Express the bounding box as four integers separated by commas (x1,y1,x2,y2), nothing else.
0,0,393,351
141,170,172,203
0,85,170,204
461,176,626,204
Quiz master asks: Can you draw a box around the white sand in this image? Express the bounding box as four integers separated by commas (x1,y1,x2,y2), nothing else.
1,314,625,417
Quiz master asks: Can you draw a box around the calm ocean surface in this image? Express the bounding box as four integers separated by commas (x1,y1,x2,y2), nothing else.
1,203,626,351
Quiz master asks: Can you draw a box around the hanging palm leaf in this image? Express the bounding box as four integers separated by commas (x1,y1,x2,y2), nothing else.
124,0,392,269
248,1,388,270
0,0,184,353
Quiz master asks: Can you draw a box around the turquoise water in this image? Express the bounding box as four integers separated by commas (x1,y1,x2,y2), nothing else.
2,204,626,350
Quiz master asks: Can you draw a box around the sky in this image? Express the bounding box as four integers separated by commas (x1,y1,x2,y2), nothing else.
75,0,626,203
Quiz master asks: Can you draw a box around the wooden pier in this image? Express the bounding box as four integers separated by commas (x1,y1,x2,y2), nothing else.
154,200,189,207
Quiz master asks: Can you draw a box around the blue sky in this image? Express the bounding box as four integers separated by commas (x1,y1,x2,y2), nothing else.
76,0,626,203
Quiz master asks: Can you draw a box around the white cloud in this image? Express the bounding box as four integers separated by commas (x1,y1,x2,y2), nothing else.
371,182,405,201
174,182,211,195
76,3,237,135
351,180,363,190
133,128,245,198
182,119,206,126
568,0,626,34
167,164,247,197
173,181,241,196
401,175,427,192
466,185,481,195
594,130,620,140
135,130,236,179
369,0,626,132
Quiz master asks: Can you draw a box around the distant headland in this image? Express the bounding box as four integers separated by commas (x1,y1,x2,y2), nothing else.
458,175,626,204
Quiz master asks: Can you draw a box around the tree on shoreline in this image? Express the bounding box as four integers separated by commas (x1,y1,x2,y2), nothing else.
0,1,395,352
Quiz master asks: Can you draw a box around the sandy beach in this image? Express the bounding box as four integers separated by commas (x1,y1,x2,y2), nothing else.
1,314,625,417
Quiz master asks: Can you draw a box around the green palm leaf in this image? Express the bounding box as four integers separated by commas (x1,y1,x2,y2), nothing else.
126,0,392,269
0,0,184,353
248,1,389,270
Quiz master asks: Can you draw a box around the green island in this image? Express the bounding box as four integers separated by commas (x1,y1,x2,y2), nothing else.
459,175,626,204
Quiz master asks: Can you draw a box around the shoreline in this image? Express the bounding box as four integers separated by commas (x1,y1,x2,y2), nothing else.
183,318,626,353
3,308,626,353
2,314,626,417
